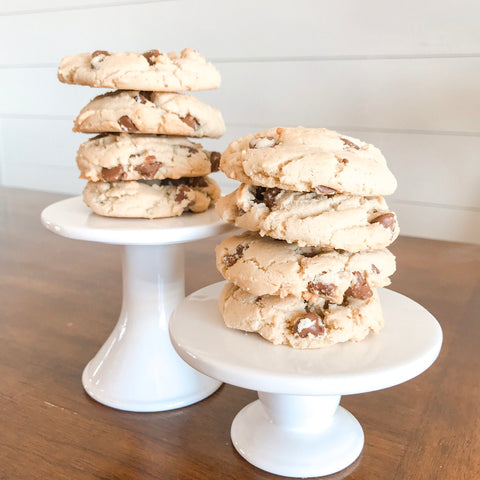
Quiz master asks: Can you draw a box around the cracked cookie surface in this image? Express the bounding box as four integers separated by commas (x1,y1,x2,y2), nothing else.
83,176,220,218
58,48,221,91
215,184,399,251
219,282,384,348
76,133,220,182
220,126,397,196
216,231,396,303
73,90,225,138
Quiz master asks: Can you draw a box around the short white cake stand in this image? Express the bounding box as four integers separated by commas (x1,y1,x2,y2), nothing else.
41,197,236,412
170,281,443,478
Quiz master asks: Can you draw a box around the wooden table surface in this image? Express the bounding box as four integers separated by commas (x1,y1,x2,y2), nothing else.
0,186,478,480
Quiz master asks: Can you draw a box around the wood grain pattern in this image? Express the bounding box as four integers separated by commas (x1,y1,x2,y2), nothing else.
0,186,478,479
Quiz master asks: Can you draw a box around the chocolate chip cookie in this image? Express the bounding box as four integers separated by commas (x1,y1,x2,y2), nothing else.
219,282,384,349
215,183,399,251
58,48,221,91
73,90,225,138
220,127,397,196
76,133,220,182
216,231,396,303
83,176,220,218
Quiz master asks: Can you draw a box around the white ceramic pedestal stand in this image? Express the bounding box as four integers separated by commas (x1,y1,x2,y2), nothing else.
170,281,443,478
41,197,235,412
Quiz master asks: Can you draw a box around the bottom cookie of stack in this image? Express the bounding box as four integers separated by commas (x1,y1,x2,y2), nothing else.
219,282,384,349
83,176,220,218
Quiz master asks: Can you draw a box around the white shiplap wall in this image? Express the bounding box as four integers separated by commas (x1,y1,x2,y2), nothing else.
0,0,479,243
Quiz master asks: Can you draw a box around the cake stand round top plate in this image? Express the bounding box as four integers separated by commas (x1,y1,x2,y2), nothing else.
41,196,235,245
170,282,443,396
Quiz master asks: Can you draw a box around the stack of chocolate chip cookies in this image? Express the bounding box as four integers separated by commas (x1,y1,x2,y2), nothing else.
58,48,224,218
215,127,399,348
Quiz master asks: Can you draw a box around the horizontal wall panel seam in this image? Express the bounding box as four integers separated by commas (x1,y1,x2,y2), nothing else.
2,115,480,139
0,1,170,16
3,53,480,69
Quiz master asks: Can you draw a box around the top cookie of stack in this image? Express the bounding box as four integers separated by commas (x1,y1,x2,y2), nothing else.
215,127,399,348
58,48,224,218
58,48,221,91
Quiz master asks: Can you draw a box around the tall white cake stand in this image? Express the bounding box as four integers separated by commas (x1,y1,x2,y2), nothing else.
41,197,235,412
170,281,443,478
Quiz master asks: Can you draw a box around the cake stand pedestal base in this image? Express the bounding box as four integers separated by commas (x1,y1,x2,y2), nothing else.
81,243,221,412
232,394,363,477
